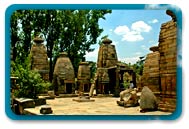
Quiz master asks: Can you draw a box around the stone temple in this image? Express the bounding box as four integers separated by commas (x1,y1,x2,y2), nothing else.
77,61,91,93
30,36,49,81
53,52,75,95
94,38,136,96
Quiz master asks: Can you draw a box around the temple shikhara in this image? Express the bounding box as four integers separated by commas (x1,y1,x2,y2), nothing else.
30,36,49,81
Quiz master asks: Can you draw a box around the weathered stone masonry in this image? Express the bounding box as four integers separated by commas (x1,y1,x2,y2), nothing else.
158,10,177,112
142,46,160,93
141,10,177,112
30,36,49,81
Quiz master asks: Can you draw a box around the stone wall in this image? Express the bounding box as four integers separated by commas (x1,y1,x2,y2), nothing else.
140,10,177,112
142,46,160,92
158,10,177,112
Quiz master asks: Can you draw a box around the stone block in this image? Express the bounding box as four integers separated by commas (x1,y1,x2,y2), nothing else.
13,98,35,114
40,105,53,114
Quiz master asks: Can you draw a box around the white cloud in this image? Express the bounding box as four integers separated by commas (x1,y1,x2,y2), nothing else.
114,21,152,42
131,21,152,32
85,48,99,61
148,19,159,24
122,31,144,42
145,4,181,12
114,25,130,35
119,56,140,64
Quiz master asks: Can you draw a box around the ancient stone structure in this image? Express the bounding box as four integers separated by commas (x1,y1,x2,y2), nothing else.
96,68,110,94
13,98,35,115
158,10,177,112
77,62,91,93
53,52,75,95
30,36,49,81
97,38,118,68
142,46,160,92
94,38,136,96
140,10,177,112
95,38,118,94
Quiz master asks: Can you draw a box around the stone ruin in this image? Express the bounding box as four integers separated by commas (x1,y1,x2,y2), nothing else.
53,52,75,95
93,38,136,96
140,10,177,112
30,36,49,81
158,10,177,112
77,62,91,93
97,38,118,68
95,38,118,95
96,68,110,94
141,46,160,93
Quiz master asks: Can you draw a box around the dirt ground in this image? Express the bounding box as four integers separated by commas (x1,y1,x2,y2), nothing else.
24,96,172,116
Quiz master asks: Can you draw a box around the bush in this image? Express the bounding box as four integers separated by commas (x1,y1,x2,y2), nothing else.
11,55,51,99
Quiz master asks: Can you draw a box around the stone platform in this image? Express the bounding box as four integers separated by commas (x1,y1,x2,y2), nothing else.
23,97,171,115
72,96,95,102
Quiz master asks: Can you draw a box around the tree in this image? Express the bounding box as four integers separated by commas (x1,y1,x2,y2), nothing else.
88,61,97,79
133,56,145,76
11,55,51,99
10,9,112,81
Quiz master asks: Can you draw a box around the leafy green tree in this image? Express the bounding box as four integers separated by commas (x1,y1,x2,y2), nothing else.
10,9,112,81
133,56,145,76
11,55,51,99
88,61,97,79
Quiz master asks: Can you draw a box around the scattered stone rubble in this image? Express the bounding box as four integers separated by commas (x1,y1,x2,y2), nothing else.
117,88,139,107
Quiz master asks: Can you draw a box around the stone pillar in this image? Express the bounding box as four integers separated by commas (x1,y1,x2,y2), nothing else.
114,69,120,97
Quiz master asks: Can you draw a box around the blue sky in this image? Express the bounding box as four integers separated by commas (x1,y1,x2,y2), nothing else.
85,9,172,64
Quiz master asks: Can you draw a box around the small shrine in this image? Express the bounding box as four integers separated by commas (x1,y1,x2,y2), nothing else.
53,52,75,95
77,62,91,93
